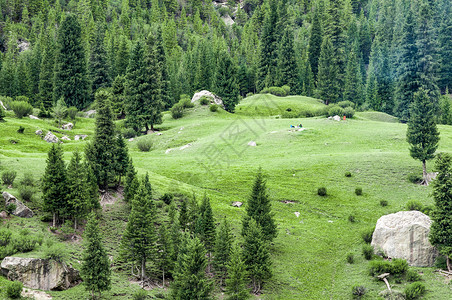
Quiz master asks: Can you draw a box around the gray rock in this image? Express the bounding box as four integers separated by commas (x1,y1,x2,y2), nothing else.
332,115,341,121
44,131,60,144
61,136,71,141
29,115,39,120
371,211,438,267
232,201,243,207
84,110,96,118
74,135,88,141
1,257,80,291
0,99,6,110
0,211,7,218
247,141,257,147
221,15,235,26
35,130,43,136
2,192,33,218
191,90,224,108
62,123,73,130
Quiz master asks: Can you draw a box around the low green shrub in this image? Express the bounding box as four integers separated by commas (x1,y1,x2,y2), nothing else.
44,243,69,263
180,98,194,109
337,100,355,108
9,100,33,118
281,85,291,95
348,215,356,223
407,173,422,184
199,96,211,105
121,128,136,139
421,205,433,216
171,103,184,119
355,187,363,196
368,259,408,276
351,285,366,298
362,244,373,260
260,86,288,97
407,269,421,282
281,111,298,118
346,253,354,264
137,138,153,152
17,126,25,134
20,172,35,187
328,105,344,117
380,200,388,207
344,107,355,118
18,186,36,202
67,106,78,120
132,289,148,300
6,281,23,299
434,256,447,269
0,106,5,121
317,187,327,196
0,228,12,246
345,171,352,177
406,200,423,211
2,170,17,185
404,282,426,300
161,193,174,205
209,104,219,112
6,203,16,215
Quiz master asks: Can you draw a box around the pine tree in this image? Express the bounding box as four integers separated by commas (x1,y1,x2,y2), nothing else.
84,163,101,212
85,90,117,190
179,199,188,231
394,9,419,122
123,158,139,203
53,14,90,109
170,233,213,299
42,144,67,227
213,217,233,285
241,168,277,242
215,51,239,112
429,153,452,271
157,222,173,286
81,212,111,299
120,180,157,280
242,219,271,294
115,35,130,76
406,88,440,184
438,2,452,93
187,194,200,233
38,32,56,111
316,36,340,105
195,195,216,261
308,8,323,81
67,150,88,229
114,134,129,187
343,43,364,105
111,75,127,118
155,26,172,108
256,1,278,91
225,243,249,300
90,24,111,95
277,28,297,92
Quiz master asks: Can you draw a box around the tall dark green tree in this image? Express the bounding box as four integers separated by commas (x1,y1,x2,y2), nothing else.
429,153,452,271
85,90,117,190
225,243,249,300
308,8,323,81
42,144,67,227
195,195,216,256
123,158,139,203
277,27,297,91
213,217,233,285
67,150,88,229
241,168,277,242
438,2,452,93
115,35,130,76
53,14,91,109
120,180,157,280
155,26,172,108
406,88,440,184
343,42,364,105
84,163,101,212
111,75,126,118
113,134,129,187
170,234,213,300
90,24,111,95
242,218,271,294
81,212,111,299
157,222,173,286
316,36,339,105
215,51,239,112
38,35,56,111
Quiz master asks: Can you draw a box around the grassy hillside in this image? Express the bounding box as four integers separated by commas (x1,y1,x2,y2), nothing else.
1,104,452,299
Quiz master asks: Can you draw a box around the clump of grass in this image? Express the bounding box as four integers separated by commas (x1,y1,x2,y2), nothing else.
317,187,327,196
2,170,17,185
348,215,356,223
210,104,219,112
6,281,23,299
404,282,426,300
345,171,352,177
362,244,373,260
406,200,423,211
346,253,354,264
355,187,363,196
380,200,388,207
407,269,421,282
361,227,375,244
351,285,366,298
137,137,152,152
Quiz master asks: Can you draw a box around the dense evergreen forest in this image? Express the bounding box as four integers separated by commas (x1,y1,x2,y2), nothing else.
0,0,450,126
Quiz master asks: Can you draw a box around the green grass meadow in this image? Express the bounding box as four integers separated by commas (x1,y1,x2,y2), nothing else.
1,94,452,299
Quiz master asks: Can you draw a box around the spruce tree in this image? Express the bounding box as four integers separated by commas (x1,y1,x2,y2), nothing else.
213,217,233,285
225,243,249,300
277,28,298,91
343,43,363,105
38,35,56,111
111,75,127,118
308,8,323,81
123,158,139,203
85,163,101,212
195,195,216,262
438,3,452,93
316,36,340,105
170,234,213,300
90,24,111,95
120,180,157,280
179,199,188,231
215,51,239,112
114,134,129,187
155,26,172,108
67,150,88,229
429,153,452,271
406,88,440,184
157,222,173,286
42,144,67,227
241,168,277,242
53,14,90,109
85,90,117,190
81,212,111,299
242,219,271,294
115,35,130,76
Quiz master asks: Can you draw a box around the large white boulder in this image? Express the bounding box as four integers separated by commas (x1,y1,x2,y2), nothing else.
2,192,33,218
1,257,80,291
44,131,60,144
371,211,438,267
191,90,224,108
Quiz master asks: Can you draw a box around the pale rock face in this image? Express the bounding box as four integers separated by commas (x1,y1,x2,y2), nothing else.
191,90,224,108
44,132,60,144
61,136,71,141
248,141,257,146
2,192,33,218
371,211,438,267
332,115,341,121
232,201,243,207
74,135,88,140
1,257,80,291
62,123,73,130
35,130,43,136
29,115,39,120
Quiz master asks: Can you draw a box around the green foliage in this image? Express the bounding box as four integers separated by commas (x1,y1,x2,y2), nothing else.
225,243,249,300
328,106,344,117
123,159,139,203
361,227,374,244
368,259,408,276
351,285,366,298
67,106,78,120
17,126,24,134
137,137,153,152
406,200,423,211
132,289,148,300
6,281,23,299
180,99,194,109
345,172,352,177
343,107,355,118
404,282,426,300
9,101,33,118
6,203,16,215
260,86,288,97
44,243,69,263
19,172,35,186
121,128,136,139
407,269,421,282
346,253,355,264
199,96,210,105
316,36,340,105
362,244,373,260
380,200,388,207
209,104,219,112
18,185,36,202
213,217,233,284
53,98,67,126
0,106,5,121
195,195,216,254
0,229,12,247
348,215,356,223
355,187,362,196
2,170,17,185
317,187,327,196
215,51,239,112
407,173,422,184
161,193,173,205
171,103,184,119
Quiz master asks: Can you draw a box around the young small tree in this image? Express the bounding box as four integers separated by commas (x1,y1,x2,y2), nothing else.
429,153,452,271
406,88,440,184
67,150,88,229
213,217,233,285
195,195,216,258
42,144,67,227
123,159,139,203
225,243,249,300
242,219,271,294
242,168,277,242
84,163,100,212
81,212,111,299
114,134,129,187
170,233,213,300
157,222,173,286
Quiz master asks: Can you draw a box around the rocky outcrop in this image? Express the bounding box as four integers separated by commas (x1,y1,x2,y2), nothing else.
35,130,43,136
191,90,224,108
2,192,33,218
62,123,73,130
247,141,257,147
74,135,88,140
61,136,71,141
29,115,39,120
44,132,60,144
1,257,80,291
371,211,438,267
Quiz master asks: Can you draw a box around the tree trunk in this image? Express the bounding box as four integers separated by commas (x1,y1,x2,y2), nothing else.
74,218,77,230
421,160,429,185
151,123,154,131
141,259,146,282
53,213,56,227
447,256,451,272
145,124,150,132
162,268,165,287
